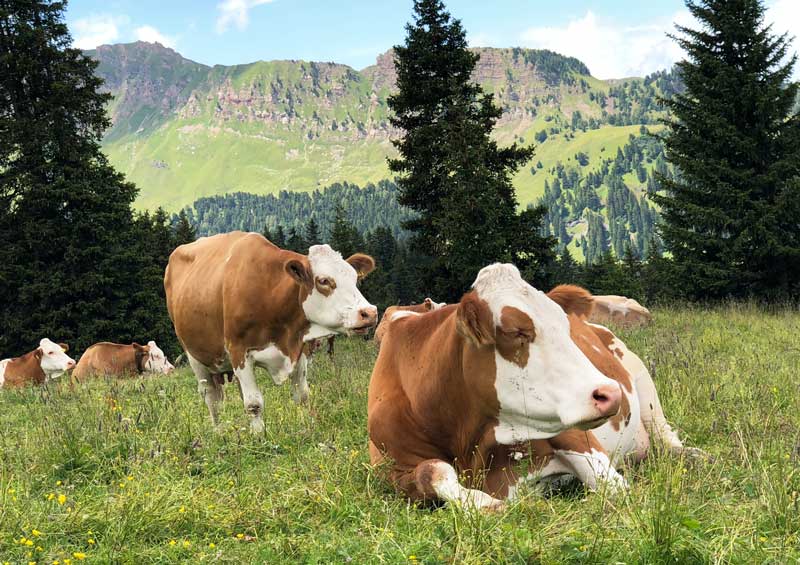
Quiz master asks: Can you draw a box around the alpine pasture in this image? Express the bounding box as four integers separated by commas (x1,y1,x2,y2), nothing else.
1,303,798,563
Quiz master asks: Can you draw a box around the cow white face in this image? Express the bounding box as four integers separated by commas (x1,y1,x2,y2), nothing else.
38,338,76,379
424,297,447,311
144,340,174,374
287,245,378,335
460,264,621,443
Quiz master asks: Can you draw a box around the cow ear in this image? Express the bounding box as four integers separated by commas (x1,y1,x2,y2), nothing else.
456,292,495,346
346,253,375,279
547,284,595,318
423,298,433,311
34,348,43,360
285,258,313,289
59,343,69,352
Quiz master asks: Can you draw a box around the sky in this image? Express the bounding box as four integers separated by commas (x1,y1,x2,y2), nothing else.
65,0,800,80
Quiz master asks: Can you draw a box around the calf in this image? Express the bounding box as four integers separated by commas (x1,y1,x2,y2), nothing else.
0,339,75,388
72,341,175,380
165,232,378,432
368,264,622,509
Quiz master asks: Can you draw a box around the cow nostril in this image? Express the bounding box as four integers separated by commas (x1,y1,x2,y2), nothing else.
592,390,609,402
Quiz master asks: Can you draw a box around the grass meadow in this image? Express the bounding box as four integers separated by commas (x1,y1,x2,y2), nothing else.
1,303,799,564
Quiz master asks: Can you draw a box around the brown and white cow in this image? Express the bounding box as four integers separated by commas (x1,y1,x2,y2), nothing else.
589,295,652,327
72,341,174,380
165,231,378,432
0,339,76,388
374,297,446,348
368,264,622,509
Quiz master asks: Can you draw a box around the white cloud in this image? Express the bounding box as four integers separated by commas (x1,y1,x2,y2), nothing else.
519,3,798,80
468,31,494,48
215,0,276,34
134,25,176,48
71,14,129,49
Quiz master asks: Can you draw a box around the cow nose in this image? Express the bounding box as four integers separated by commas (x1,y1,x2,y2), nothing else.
67,360,76,369
592,383,621,417
358,306,378,327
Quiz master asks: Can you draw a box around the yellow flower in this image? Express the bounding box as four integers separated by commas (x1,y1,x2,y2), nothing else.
209,543,216,549
56,481,62,486
118,482,125,488
178,506,186,513
87,538,95,545
182,540,191,548
32,529,42,537
53,561,60,565
760,536,767,542
72,554,86,561
127,476,133,481
7,487,15,494
57,494,66,505
36,547,43,552
25,539,34,546
408,555,417,561
236,533,244,539
47,493,55,501
64,561,72,565
169,540,177,546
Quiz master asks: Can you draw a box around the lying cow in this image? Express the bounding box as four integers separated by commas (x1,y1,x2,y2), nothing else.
368,264,622,509
165,232,378,432
72,341,175,380
589,295,652,327
374,297,446,348
0,339,76,388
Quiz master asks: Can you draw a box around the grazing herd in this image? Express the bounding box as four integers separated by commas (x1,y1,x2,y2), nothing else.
1,231,704,511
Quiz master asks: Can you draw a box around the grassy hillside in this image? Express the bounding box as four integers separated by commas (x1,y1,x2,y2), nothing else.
89,43,675,214
1,305,798,562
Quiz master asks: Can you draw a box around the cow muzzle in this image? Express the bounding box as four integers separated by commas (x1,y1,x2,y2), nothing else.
350,306,378,334
574,383,622,430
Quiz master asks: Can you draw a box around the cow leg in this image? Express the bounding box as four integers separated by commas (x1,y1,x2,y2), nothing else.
290,353,310,404
234,359,265,434
413,460,505,511
188,353,223,427
327,336,335,357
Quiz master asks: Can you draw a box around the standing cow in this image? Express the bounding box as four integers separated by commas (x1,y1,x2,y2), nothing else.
0,339,76,388
72,341,174,380
165,232,378,432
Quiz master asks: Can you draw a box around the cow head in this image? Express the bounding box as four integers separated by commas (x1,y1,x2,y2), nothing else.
285,244,378,335
423,297,447,311
456,264,621,443
37,338,76,379
143,340,174,374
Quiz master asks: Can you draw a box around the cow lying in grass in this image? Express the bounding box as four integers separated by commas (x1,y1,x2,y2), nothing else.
0,339,75,388
72,341,175,380
368,265,704,509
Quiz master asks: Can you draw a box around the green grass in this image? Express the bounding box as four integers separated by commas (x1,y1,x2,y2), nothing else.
1,304,799,563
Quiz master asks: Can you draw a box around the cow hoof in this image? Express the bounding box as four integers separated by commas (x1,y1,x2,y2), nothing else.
292,386,310,404
675,446,714,463
481,499,507,514
250,418,265,434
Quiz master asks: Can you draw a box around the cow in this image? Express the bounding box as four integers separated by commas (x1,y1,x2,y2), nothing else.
367,263,623,510
373,297,446,348
165,232,378,432
589,294,652,327
72,341,175,380
0,339,76,389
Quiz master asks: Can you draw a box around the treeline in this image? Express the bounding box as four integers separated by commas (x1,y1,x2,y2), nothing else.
178,180,414,239
539,130,668,261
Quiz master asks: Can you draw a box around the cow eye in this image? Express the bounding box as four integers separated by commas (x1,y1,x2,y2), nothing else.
318,278,330,286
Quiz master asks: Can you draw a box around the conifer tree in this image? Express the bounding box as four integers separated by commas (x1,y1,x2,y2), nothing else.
305,216,321,246
653,0,800,298
388,0,552,298
173,210,197,247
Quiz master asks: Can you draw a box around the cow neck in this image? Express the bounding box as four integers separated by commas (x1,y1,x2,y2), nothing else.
268,282,312,363
7,350,46,386
402,310,500,472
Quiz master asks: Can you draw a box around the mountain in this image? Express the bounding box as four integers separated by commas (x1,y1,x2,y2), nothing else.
89,42,679,259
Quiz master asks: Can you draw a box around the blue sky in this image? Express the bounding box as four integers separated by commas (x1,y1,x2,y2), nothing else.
66,0,799,79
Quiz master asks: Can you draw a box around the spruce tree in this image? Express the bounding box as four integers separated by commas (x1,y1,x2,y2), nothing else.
305,216,321,246
388,0,551,298
0,0,159,352
653,0,800,298
173,210,197,247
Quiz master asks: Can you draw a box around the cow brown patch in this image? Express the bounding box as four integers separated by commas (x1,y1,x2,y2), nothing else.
456,293,495,346
496,306,535,367
314,276,336,297
547,285,595,318
609,390,632,432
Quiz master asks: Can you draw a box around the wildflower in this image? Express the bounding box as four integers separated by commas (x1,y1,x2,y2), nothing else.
64,561,72,565
25,539,34,546
72,554,86,561
236,533,244,539
209,543,216,549
57,494,66,505
169,540,177,546
408,555,417,561
32,529,42,537
56,481,62,486
36,547,43,552
182,540,191,548
7,487,14,494
87,539,95,545
178,506,186,513
118,482,125,488
579,545,588,551
47,493,55,501
760,536,767,542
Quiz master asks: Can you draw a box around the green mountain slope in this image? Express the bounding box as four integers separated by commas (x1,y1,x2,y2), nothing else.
90,42,675,213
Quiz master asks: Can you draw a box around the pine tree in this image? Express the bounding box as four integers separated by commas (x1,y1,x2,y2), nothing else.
272,225,287,248
173,210,197,247
0,0,163,352
305,216,321,246
329,204,363,257
387,0,549,298
286,227,307,253
653,0,800,298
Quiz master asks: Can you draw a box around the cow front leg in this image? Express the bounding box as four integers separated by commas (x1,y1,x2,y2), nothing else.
234,359,265,434
414,460,505,511
188,353,224,427
290,353,310,404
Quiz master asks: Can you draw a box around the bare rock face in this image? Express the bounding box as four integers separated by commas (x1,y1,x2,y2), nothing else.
589,296,653,328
